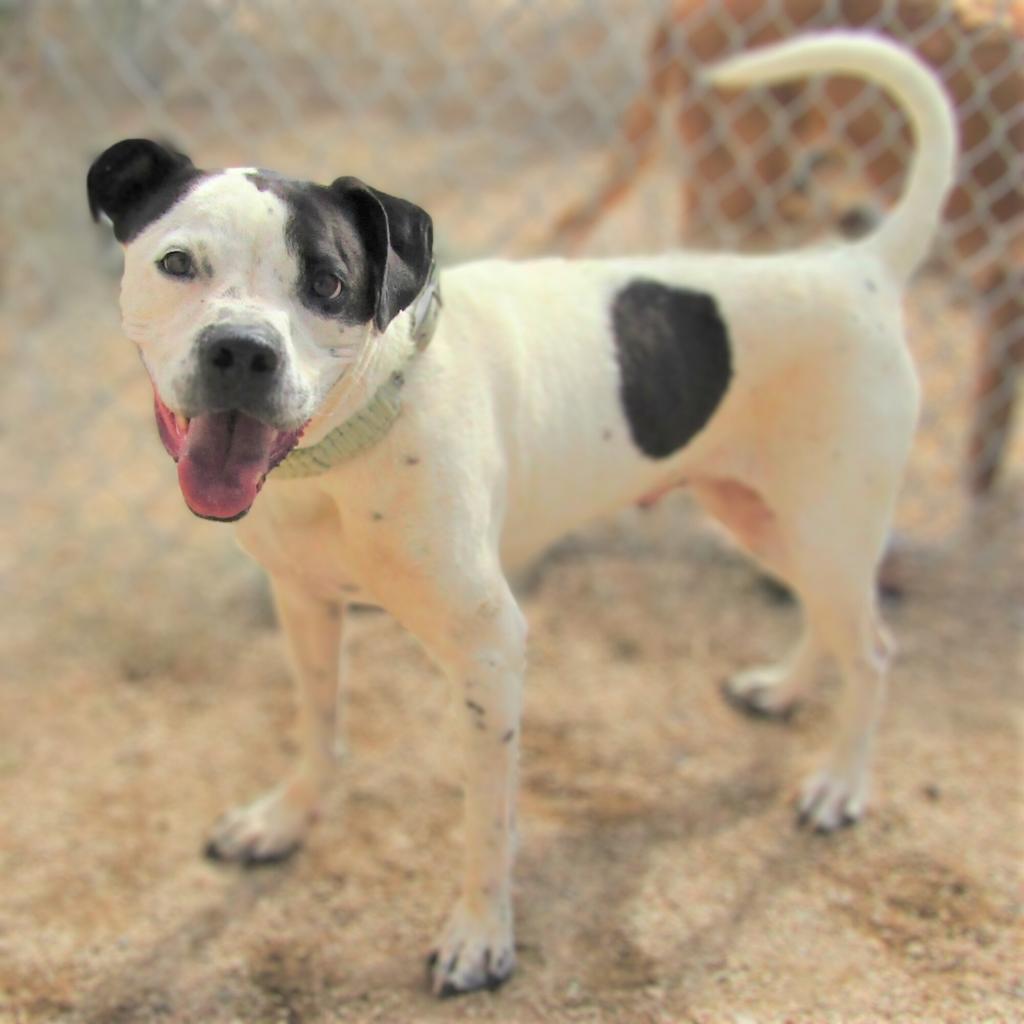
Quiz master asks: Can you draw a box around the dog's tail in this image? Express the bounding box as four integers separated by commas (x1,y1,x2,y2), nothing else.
706,32,957,282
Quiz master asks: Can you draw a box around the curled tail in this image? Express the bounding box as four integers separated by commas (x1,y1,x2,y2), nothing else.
706,32,958,281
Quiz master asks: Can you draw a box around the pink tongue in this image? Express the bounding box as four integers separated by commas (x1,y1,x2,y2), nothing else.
177,411,276,520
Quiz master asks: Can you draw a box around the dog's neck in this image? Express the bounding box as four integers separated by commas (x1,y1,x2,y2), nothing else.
274,263,441,477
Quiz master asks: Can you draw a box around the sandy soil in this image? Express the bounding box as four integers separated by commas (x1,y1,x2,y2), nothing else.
1,477,1021,1023
2,123,1021,1024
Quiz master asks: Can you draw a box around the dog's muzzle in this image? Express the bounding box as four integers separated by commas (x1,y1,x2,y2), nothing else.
153,323,307,523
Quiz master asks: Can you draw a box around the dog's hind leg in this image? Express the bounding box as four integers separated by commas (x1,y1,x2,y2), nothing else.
693,478,824,719
205,576,344,864
696,433,906,831
789,551,893,831
768,481,899,831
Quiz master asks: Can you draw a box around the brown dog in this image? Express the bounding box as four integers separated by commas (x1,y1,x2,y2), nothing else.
549,0,1022,497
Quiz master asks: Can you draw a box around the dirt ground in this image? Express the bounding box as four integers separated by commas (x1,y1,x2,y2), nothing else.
1,472,1021,1023
2,131,1022,1024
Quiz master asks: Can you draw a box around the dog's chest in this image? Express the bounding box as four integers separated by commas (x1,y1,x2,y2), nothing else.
233,486,367,603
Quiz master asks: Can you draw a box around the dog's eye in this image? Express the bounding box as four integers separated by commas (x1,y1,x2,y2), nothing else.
158,250,194,278
311,270,343,300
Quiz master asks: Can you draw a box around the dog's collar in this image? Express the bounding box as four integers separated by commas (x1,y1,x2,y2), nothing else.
272,264,441,480
408,259,442,351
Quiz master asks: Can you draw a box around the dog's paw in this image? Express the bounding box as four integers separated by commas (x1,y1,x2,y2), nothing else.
720,667,798,720
204,779,317,865
426,897,515,997
797,768,867,832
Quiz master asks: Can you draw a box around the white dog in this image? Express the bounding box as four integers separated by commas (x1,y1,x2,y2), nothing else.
87,33,955,995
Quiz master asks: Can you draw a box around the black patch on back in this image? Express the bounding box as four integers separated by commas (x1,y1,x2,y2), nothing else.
612,280,732,458
87,139,204,243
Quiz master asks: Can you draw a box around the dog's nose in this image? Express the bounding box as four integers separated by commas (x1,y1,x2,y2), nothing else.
197,325,285,413
206,335,280,379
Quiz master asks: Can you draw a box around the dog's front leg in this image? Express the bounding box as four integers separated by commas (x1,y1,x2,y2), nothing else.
205,575,343,864
419,587,526,996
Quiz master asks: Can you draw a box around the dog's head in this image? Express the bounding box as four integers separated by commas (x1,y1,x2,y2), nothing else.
87,139,433,521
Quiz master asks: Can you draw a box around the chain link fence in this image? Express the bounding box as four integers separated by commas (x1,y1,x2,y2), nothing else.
1,0,1020,637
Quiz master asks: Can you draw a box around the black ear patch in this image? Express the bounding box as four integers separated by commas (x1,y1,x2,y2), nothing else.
87,139,201,243
330,177,433,331
612,280,732,458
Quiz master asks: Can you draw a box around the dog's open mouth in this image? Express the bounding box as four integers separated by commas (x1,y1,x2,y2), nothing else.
153,391,305,521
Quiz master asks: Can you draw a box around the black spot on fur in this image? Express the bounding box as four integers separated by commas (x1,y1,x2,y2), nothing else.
612,280,731,458
246,171,433,331
371,511,384,522
838,204,879,239
246,171,377,327
465,699,485,716
501,729,515,744
404,454,420,465
87,139,204,243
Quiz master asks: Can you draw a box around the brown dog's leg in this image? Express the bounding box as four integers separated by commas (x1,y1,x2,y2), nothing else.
546,22,685,252
967,280,1023,496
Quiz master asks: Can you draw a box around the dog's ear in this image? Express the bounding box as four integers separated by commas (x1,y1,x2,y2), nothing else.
331,177,434,331
87,139,197,242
